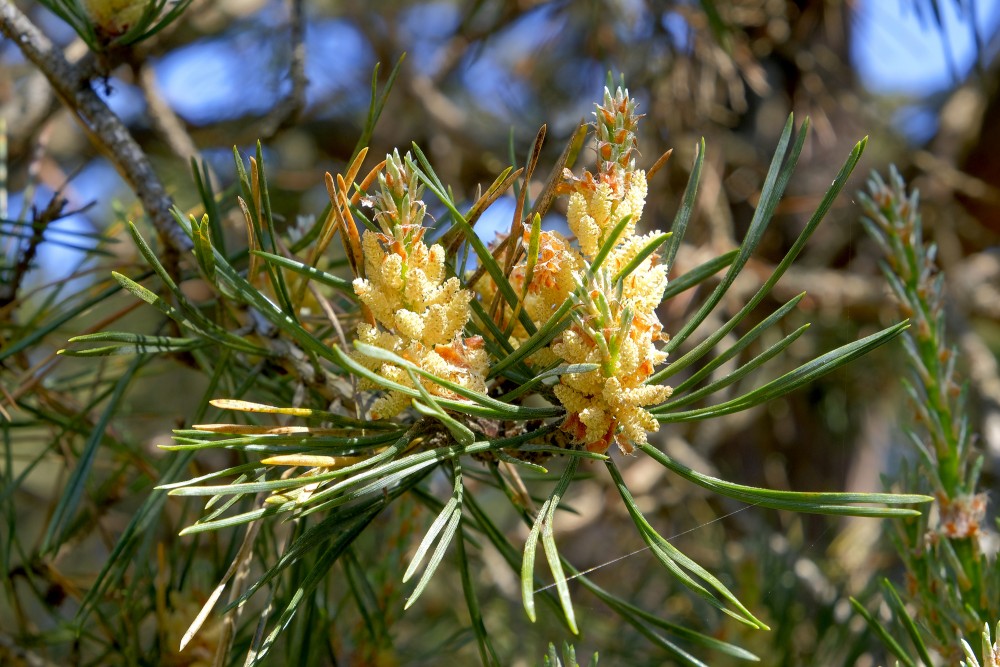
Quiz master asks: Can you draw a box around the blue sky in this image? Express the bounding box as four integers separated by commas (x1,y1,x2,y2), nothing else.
852,0,1000,95
109,2,1000,146
850,0,1000,142
11,1,999,287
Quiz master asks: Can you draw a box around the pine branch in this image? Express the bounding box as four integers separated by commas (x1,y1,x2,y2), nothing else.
0,2,191,265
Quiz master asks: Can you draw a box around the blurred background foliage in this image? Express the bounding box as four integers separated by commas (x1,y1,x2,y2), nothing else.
1,0,999,665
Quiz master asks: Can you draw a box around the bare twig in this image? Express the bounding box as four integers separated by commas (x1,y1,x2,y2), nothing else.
0,3,191,262
137,63,200,165
0,191,67,309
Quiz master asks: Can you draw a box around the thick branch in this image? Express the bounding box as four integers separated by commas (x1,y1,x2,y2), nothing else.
0,3,191,257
